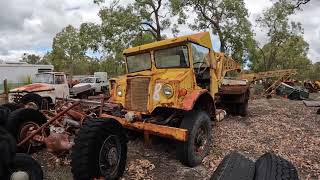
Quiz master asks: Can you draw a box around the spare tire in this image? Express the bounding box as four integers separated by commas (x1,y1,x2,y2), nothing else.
254,153,299,180
210,151,255,180
8,153,43,180
0,127,16,178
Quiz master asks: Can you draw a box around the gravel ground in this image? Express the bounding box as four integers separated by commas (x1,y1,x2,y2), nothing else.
33,95,320,180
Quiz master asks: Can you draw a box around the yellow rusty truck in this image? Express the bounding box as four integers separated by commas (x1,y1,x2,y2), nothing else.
71,32,250,179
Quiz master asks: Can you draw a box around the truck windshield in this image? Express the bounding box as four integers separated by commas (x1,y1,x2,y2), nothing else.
126,53,151,73
80,78,95,83
34,74,54,84
155,45,189,68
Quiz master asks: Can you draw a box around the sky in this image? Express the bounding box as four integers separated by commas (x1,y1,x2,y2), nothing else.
0,0,319,63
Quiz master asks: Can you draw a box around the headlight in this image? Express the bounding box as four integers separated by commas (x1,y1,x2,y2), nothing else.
162,84,173,98
116,86,123,97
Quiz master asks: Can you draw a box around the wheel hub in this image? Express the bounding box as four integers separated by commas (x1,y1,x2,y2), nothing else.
19,122,42,148
10,171,30,180
194,125,208,155
99,135,121,177
25,102,38,110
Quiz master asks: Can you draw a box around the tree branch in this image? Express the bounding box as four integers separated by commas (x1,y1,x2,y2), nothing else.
141,22,157,33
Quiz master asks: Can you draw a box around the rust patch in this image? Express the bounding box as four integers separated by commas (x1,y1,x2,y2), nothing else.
181,89,208,110
10,83,54,93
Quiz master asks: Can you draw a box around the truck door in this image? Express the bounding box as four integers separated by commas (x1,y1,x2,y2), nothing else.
54,74,70,98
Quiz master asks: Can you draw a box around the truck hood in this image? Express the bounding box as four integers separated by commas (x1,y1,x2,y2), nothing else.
10,83,54,93
73,83,93,88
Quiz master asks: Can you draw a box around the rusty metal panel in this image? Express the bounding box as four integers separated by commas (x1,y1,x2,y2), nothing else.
100,114,188,142
125,77,150,112
219,85,249,95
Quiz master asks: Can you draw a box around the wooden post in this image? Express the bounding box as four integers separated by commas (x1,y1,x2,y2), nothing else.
4,79,8,103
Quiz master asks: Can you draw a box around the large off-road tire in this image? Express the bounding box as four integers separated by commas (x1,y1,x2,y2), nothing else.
6,108,47,152
8,153,43,180
0,127,17,178
1,103,22,112
71,119,128,180
177,110,212,167
210,152,255,180
0,106,10,126
20,93,43,110
238,101,249,117
254,153,299,180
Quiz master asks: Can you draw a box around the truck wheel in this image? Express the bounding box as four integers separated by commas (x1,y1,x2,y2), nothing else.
0,127,16,178
6,108,47,152
177,110,212,167
71,119,128,180
0,106,10,126
254,153,299,180
20,93,43,110
238,101,248,117
210,151,255,180
9,153,43,180
1,103,22,112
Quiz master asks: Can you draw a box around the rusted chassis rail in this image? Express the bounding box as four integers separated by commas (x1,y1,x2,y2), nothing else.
62,97,189,142
100,114,188,142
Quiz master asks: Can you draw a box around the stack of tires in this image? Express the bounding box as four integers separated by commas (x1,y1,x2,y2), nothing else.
210,151,299,180
0,103,44,180
0,127,43,180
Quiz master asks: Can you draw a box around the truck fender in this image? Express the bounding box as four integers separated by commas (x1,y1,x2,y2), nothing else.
181,89,209,111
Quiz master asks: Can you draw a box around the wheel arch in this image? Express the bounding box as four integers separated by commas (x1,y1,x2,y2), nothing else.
181,90,215,117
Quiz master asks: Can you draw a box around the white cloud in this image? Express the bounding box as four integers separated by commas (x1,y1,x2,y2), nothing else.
0,0,319,63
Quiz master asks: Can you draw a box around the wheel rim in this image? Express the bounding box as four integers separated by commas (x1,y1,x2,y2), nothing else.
99,135,121,178
18,122,42,148
25,102,39,110
194,124,208,155
10,171,30,180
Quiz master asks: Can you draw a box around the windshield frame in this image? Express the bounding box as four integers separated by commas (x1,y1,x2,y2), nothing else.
154,45,190,69
125,52,152,73
34,73,54,84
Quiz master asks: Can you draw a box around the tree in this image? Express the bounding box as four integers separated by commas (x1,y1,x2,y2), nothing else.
50,25,87,74
249,0,315,80
21,53,44,64
95,0,180,42
180,0,255,64
252,0,306,71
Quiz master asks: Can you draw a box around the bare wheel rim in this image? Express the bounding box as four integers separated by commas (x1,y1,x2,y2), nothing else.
18,122,43,148
194,124,208,155
99,135,121,178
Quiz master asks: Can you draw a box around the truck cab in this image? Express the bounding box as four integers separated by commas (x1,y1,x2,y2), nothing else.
109,32,245,117
9,72,69,108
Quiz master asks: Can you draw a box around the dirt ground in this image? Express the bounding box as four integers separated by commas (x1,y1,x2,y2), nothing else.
33,95,320,180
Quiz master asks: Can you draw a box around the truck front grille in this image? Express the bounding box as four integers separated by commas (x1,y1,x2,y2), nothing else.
125,77,150,112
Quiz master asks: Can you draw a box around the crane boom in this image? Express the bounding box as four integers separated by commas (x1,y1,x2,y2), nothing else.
237,69,297,82
215,53,241,84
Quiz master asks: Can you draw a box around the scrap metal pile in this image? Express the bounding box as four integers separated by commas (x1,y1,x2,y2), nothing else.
0,96,109,155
